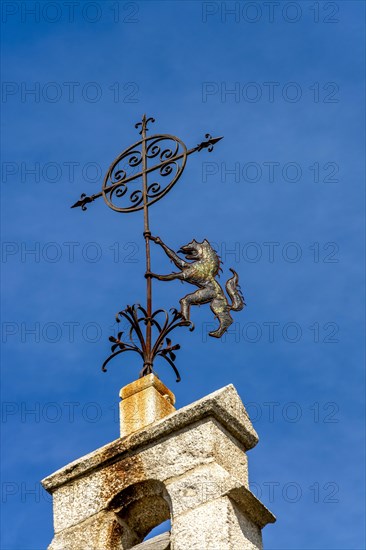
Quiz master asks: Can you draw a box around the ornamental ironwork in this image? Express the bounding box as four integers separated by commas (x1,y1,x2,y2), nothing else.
72,115,245,381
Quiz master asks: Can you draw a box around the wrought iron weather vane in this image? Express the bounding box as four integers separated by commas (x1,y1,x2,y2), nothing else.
72,115,244,382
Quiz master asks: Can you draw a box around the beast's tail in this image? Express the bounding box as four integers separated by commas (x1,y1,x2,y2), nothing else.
226,268,245,311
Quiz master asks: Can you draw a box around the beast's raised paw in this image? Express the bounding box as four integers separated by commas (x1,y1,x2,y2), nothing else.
149,235,162,245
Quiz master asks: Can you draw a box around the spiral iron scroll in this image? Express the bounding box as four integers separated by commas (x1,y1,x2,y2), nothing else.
102,135,187,213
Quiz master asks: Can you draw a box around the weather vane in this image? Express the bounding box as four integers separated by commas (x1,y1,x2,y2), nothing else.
71,115,245,381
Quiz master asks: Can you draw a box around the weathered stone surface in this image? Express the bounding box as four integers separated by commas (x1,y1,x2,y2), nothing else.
228,500,263,550
132,532,170,549
42,383,275,550
227,486,275,529
42,384,257,493
50,419,249,533
51,454,146,532
47,510,136,550
114,481,171,542
171,496,263,550
119,375,176,438
166,462,245,517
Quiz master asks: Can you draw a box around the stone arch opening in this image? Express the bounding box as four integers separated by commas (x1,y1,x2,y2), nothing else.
108,479,171,549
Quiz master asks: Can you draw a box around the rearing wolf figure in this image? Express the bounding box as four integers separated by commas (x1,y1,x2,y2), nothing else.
147,235,245,338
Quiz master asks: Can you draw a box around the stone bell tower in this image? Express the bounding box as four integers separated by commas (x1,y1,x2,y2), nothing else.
42,374,275,549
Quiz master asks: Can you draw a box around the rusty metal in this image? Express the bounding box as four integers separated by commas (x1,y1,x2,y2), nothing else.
71,115,225,381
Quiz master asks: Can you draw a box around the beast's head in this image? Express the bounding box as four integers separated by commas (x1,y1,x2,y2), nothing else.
178,239,204,260
178,239,220,273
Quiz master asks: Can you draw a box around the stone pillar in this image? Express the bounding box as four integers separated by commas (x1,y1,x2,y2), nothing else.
119,374,176,438
42,377,275,549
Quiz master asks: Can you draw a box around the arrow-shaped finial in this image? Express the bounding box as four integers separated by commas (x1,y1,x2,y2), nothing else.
71,193,96,211
197,134,224,152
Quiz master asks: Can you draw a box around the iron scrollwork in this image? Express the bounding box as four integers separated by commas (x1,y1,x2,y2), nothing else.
102,305,193,382
102,134,187,213
71,115,229,382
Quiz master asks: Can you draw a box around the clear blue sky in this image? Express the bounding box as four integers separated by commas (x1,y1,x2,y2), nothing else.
1,1,365,549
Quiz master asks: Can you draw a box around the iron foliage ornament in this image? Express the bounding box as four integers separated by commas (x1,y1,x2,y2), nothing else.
101,305,192,382
71,115,245,381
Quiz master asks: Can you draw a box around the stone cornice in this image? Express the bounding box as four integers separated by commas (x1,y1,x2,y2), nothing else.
42,384,258,493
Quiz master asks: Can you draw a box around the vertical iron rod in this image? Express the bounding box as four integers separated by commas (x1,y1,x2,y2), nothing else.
141,115,152,371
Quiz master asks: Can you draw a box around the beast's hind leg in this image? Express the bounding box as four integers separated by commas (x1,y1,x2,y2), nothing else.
209,298,233,338
180,288,214,325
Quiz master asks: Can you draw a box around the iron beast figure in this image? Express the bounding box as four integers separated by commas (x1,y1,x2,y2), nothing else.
146,235,245,338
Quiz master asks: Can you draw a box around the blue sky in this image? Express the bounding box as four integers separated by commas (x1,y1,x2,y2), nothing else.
1,1,365,548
